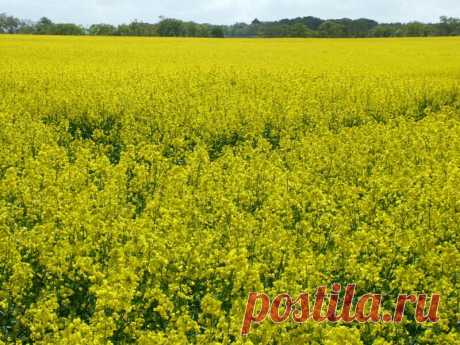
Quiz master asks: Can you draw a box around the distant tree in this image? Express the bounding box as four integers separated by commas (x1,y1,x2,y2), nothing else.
116,24,130,36
256,23,277,37
158,18,185,36
318,21,346,37
289,23,316,37
51,23,85,35
35,17,54,34
33,17,84,35
210,26,224,38
246,20,260,35
89,24,117,36
404,22,432,36
349,18,378,37
301,16,324,30
0,13,22,33
276,24,291,37
227,22,250,36
128,21,157,36
17,19,36,34
38,17,53,26
370,24,398,37
182,22,198,37
196,24,211,37
439,16,460,35
334,18,353,35
1,12,460,38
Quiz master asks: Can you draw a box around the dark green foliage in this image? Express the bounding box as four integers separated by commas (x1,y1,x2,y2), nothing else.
2,12,460,38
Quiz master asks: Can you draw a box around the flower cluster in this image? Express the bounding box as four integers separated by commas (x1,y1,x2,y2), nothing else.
0,35,459,344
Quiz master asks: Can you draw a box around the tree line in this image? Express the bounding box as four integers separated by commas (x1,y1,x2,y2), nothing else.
1,13,460,37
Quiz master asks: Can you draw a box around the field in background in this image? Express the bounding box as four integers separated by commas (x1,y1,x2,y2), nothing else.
0,36,459,344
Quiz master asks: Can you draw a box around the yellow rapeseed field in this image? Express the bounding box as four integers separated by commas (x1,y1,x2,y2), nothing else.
0,35,459,344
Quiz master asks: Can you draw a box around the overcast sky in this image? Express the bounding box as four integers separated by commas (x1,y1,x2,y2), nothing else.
1,0,459,26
